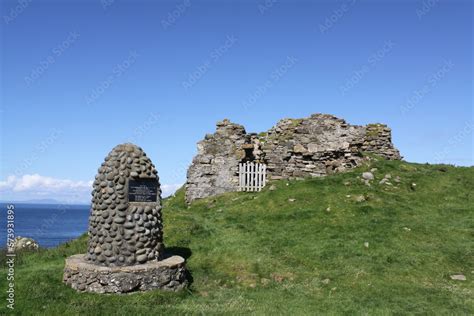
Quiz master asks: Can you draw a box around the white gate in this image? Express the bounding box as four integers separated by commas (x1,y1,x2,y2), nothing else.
238,162,266,192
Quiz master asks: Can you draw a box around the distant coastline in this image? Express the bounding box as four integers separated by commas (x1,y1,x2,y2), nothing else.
0,203,89,248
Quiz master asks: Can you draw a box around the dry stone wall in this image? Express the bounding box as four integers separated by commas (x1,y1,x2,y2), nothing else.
185,114,400,203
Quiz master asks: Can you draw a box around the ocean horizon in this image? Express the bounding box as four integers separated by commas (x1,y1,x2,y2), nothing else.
1,203,90,248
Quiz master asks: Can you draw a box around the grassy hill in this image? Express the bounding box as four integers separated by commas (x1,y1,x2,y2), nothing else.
1,158,473,315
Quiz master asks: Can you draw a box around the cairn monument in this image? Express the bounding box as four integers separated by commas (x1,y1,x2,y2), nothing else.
63,143,187,293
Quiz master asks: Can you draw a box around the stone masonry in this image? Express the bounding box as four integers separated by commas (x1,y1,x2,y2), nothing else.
63,254,187,293
86,143,164,266
64,143,188,293
185,114,400,203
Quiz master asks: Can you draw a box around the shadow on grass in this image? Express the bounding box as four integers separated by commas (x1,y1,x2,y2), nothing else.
166,246,192,259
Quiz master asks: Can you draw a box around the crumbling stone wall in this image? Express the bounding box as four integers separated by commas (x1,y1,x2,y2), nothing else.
185,120,248,203
361,123,400,160
185,114,400,203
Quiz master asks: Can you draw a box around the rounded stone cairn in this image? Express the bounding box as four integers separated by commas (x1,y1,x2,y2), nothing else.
86,144,163,266
63,143,188,293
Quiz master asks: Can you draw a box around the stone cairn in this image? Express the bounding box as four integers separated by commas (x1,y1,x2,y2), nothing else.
63,143,188,293
186,114,401,203
86,144,163,266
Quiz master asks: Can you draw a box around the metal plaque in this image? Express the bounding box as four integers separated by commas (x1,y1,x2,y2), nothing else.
128,179,158,202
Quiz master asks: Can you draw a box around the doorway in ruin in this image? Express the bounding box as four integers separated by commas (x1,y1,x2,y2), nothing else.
238,143,266,191
241,143,255,163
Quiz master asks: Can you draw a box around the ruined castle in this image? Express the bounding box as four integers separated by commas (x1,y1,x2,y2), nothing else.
185,114,401,203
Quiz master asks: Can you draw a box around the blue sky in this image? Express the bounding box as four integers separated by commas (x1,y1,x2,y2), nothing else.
0,0,472,203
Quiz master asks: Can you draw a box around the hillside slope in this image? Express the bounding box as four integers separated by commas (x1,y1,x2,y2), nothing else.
1,158,473,315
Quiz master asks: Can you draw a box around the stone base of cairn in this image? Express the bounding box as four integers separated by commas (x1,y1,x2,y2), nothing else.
63,254,187,293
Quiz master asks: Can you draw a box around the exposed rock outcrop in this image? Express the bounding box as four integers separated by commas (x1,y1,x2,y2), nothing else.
12,236,39,251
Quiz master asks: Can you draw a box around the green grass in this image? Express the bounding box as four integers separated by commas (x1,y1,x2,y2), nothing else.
1,159,473,315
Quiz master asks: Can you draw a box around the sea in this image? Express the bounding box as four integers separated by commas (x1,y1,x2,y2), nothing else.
0,203,90,248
